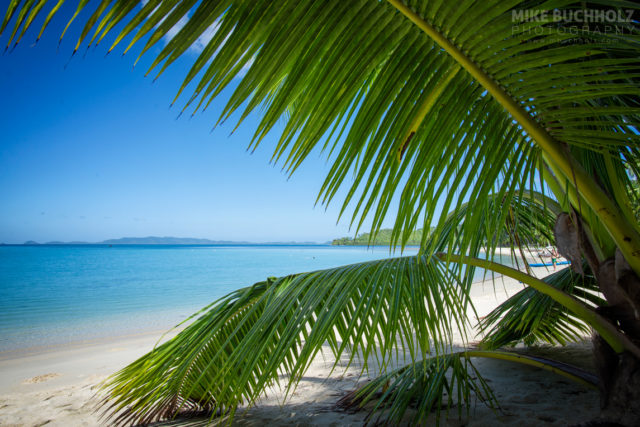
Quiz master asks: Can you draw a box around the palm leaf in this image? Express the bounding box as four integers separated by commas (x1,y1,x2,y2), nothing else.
429,189,558,279
339,349,597,425
339,352,497,426
480,262,607,349
100,254,471,425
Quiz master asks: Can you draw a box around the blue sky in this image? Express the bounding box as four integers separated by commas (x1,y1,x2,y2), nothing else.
0,2,398,244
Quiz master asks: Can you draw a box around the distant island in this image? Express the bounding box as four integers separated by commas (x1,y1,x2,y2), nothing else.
101,237,249,245
332,229,425,246
20,236,322,246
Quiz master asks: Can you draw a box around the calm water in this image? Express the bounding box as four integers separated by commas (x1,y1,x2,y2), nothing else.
0,245,426,353
0,245,515,354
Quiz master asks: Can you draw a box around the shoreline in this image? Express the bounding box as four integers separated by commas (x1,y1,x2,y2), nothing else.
0,327,183,364
0,267,599,426
0,330,181,396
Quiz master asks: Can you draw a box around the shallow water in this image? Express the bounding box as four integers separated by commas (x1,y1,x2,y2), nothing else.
0,245,422,352
0,244,516,353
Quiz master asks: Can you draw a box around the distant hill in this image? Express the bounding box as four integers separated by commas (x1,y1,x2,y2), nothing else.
100,236,246,245
332,229,426,246
19,236,322,245
262,241,319,245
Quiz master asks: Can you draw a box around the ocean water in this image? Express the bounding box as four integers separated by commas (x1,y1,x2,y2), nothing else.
0,245,426,354
0,245,515,355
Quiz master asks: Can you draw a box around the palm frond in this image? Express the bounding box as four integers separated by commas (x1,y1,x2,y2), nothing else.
339,352,497,426
480,262,607,349
429,190,558,276
338,349,598,425
100,254,470,425
444,253,640,357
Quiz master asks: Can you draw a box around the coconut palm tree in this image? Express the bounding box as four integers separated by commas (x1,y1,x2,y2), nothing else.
4,0,640,425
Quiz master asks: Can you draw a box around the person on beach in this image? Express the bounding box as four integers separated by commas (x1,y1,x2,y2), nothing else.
551,249,558,270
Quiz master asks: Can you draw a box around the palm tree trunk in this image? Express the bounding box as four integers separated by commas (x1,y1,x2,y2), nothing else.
593,334,640,425
592,254,640,426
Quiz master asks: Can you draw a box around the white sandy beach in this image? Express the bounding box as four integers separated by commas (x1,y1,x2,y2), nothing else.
0,265,599,426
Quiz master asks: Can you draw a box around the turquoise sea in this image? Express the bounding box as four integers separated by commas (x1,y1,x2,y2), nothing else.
0,244,513,355
0,245,427,354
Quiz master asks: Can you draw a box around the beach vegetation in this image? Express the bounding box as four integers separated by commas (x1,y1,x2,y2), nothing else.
332,228,427,246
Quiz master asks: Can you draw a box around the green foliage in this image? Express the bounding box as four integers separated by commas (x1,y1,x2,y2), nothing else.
341,350,598,424
332,228,426,246
630,176,640,223
100,254,470,425
480,263,606,349
341,353,497,425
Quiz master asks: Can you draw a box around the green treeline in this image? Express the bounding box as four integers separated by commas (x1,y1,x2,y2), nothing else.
332,229,424,246
332,227,553,247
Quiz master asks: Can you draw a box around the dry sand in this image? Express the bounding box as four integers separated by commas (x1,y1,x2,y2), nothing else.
0,265,599,426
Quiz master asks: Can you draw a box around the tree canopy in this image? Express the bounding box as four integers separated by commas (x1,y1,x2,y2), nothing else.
332,228,426,246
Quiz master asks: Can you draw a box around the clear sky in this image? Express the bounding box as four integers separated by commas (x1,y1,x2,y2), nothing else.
0,3,396,244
